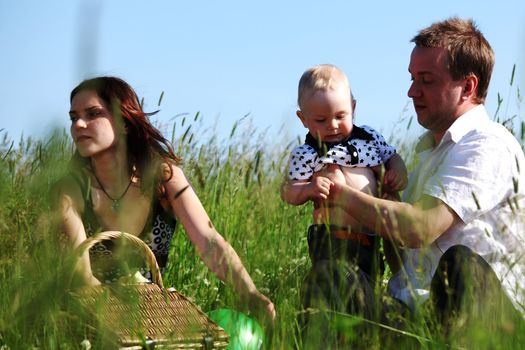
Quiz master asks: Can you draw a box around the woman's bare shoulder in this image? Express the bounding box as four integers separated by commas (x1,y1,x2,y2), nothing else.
51,172,86,213
159,162,186,182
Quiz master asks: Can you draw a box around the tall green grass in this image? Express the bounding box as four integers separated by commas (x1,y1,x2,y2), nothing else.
1,66,525,349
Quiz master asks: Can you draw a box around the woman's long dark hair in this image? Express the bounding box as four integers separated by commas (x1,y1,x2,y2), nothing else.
70,76,180,197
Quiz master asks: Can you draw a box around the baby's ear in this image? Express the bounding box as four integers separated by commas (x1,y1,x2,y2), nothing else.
296,110,307,127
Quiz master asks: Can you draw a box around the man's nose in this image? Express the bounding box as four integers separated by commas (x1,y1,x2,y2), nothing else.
408,81,421,98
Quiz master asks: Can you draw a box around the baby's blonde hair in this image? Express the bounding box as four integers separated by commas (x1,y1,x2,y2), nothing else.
297,64,351,109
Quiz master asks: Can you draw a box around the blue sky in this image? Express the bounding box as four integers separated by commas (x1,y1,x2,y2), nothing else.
1,1,524,145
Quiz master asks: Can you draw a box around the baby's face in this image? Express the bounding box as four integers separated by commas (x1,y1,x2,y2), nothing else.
298,83,353,143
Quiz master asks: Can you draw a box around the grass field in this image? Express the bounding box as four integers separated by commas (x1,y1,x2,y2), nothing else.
1,72,525,348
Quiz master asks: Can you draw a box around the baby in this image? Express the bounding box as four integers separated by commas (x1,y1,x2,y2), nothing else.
282,64,407,281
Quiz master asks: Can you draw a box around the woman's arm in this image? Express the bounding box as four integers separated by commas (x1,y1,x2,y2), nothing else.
56,182,101,286
164,164,275,320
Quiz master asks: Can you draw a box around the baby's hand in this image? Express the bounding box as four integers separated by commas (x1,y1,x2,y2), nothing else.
383,168,408,193
307,175,334,201
319,164,346,186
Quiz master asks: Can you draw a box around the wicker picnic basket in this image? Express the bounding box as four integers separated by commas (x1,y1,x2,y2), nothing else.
72,231,229,349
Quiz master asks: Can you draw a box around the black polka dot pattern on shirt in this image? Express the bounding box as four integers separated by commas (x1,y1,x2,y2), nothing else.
287,125,396,180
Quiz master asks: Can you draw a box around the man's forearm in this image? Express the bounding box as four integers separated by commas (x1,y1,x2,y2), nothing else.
332,184,457,248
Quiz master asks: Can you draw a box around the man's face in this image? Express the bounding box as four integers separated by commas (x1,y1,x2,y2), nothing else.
408,46,466,137
298,82,354,143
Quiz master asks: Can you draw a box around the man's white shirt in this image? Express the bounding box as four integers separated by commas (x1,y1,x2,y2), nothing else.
389,104,525,316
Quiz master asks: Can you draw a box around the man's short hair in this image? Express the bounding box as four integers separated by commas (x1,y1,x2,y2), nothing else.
412,17,494,104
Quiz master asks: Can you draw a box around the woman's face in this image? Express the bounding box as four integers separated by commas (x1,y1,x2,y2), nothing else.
69,89,119,158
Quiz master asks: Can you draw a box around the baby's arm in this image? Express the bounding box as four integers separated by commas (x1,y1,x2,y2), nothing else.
281,177,333,206
379,156,406,273
383,153,408,193
283,145,335,205
361,125,407,193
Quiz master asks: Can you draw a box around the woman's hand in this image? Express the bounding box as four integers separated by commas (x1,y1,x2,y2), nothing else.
165,164,276,323
244,289,276,324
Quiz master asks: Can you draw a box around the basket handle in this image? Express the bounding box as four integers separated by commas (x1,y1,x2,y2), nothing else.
76,231,164,288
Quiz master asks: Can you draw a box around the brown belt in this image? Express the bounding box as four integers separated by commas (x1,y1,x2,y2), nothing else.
331,230,371,246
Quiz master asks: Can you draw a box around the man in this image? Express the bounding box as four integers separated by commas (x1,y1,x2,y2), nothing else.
325,17,525,332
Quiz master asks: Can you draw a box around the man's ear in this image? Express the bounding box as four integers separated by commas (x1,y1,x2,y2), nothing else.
462,75,479,101
297,110,307,127
352,99,357,114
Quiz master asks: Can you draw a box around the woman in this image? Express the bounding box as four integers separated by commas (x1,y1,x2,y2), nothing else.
58,76,275,320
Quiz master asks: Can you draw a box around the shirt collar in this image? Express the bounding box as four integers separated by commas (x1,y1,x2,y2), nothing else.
305,125,375,155
415,104,488,153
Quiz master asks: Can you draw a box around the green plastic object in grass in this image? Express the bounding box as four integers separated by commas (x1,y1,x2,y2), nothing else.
208,309,264,350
